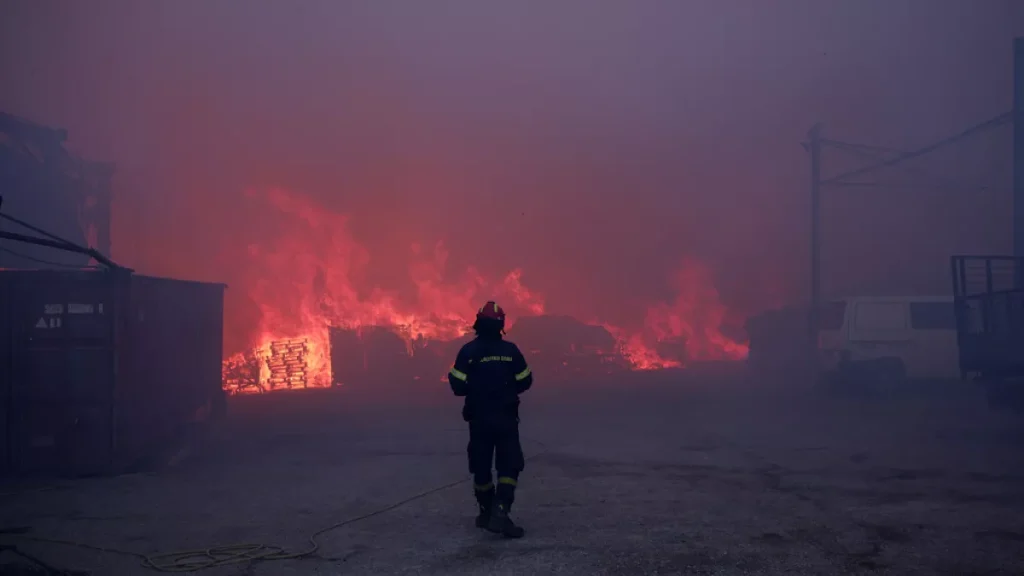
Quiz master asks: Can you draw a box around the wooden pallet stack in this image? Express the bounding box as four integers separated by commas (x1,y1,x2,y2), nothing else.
265,338,309,390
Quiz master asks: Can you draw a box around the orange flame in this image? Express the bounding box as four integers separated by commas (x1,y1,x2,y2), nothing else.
605,258,750,370
223,188,746,394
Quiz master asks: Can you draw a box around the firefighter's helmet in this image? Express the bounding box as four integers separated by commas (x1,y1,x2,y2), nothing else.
474,301,506,334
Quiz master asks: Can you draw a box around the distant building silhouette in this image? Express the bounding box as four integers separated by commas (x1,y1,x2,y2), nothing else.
0,112,112,268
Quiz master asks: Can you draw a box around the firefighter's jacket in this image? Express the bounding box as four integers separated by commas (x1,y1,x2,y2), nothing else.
448,336,533,421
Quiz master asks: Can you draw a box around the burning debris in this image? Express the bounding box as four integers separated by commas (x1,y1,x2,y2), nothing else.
222,350,262,393
219,190,748,395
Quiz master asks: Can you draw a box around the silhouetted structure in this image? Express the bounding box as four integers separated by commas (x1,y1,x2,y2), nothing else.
803,38,1021,372
321,316,629,393
0,112,112,268
507,315,627,378
0,269,226,477
329,327,457,390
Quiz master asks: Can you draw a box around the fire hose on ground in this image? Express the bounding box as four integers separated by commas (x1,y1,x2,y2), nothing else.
0,433,551,574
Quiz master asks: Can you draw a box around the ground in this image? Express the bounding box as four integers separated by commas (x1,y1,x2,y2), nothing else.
2,373,1024,575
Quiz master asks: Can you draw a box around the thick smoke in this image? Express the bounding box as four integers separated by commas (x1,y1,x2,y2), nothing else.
1,1,1020,387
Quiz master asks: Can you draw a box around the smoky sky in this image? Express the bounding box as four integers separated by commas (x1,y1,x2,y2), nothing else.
2,0,1023,341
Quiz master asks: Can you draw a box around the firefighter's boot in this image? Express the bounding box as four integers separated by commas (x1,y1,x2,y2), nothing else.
488,477,524,538
473,483,494,529
487,500,525,538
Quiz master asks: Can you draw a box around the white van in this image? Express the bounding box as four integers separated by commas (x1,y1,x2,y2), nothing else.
817,296,960,381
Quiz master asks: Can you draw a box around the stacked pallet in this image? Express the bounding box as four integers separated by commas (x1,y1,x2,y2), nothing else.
265,338,309,390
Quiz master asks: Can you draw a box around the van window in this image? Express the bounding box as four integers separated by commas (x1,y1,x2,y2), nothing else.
818,301,847,331
909,302,956,330
853,302,907,330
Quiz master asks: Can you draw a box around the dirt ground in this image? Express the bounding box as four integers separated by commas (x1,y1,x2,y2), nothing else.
2,372,1024,575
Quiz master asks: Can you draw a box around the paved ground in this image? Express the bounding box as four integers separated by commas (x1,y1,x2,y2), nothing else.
2,373,1024,575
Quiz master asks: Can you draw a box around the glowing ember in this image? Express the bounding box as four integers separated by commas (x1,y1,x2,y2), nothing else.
223,351,260,394
222,188,747,394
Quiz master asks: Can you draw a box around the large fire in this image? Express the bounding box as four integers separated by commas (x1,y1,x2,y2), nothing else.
222,189,748,394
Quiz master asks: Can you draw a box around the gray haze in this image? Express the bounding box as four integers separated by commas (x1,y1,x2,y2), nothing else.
1,0,1022,349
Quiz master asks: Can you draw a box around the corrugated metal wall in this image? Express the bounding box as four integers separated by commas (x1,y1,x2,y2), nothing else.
0,270,120,476
0,269,225,477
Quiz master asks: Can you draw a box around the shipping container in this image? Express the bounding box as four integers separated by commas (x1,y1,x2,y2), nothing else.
0,269,225,477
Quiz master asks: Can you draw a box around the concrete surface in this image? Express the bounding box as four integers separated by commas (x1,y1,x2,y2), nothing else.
2,375,1024,575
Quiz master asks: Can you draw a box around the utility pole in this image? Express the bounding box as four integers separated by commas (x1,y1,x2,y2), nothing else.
807,123,823,368
1014,37,1024,260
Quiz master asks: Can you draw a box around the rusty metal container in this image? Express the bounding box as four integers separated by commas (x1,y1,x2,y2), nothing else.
0,269,225,477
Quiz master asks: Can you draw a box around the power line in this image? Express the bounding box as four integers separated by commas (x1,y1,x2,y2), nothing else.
820,139,904,155
0,246,97,269
0,209,82,250
823,139,997,193
804,108,1013,373
821,111,1012,186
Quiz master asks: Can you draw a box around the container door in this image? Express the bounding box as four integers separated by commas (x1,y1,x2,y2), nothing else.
9,342,116,475
9,401,114,477
3,270,118,476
